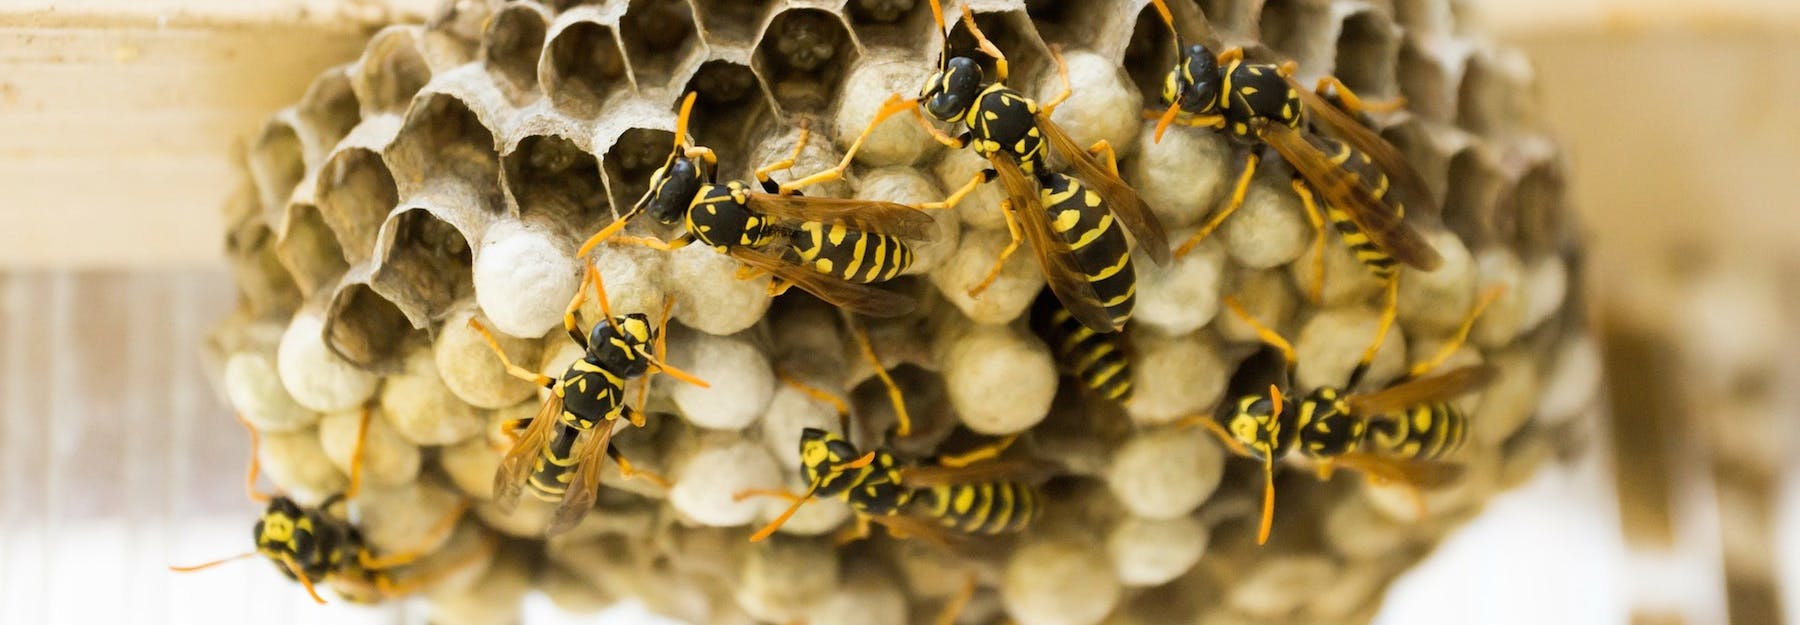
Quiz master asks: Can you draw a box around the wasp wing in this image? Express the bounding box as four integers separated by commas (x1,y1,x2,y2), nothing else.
546,419,618,536
989,153,1119,333
1333,452,1466,489
1036,112,1172,265
1261,123,1444,270
1345,364,1497,416
897,459,1060,488
727,245,916,317
745,193,935,241
492,395,563,513
1289,79,1438,213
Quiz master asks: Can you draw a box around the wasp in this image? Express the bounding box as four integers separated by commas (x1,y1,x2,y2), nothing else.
576,91,934,317
1144,0,1441,300
171,409,490,603
737,428,1043,547
781,0,1169,333
467,264,708,535
1031,290,1132,404
1185,284,1504,544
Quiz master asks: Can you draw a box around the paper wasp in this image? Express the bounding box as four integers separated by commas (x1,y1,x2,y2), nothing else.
170,409,490,603
1031,289,1133,404
576,92,934,317
783,0,1170,333
1145,0,1441,300
1185,284,1503,544
468,265,709,535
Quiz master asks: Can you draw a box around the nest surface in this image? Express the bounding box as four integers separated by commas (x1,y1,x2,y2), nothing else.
206,0,1600,623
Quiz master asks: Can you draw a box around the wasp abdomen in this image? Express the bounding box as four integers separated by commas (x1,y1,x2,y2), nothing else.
790,221,915,284
915,481,1040,534
1032,292,1132,402
1306,135,1402,279
1040,173,1136,327
1367,403,1466,461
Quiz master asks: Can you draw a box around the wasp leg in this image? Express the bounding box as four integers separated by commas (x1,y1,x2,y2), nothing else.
1315,76,1406,115
373,530,500,599
755,120,812,194
358,498,473,570
576,208,642,257
232,412,276,503
1042,44,1072,114
1221,295,1296,368
1291,179,1329,303
780,95,923,194
1408,284,1507,377
342,405,374,502
845,313,914,439
735,264,767,281
684,146,718,168
933,573,979,625
968,198,1024,298
467,319,555,389
960,10,1010,83
1174,151,1262,259
919,169,994,211
607,443,670,489
1343,274,1400,389
833,514,874,545
934,433,1020,468
613,233,694,252
775,367,851,419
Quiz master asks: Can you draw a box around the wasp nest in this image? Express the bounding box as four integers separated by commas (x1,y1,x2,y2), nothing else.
206,0,1597,623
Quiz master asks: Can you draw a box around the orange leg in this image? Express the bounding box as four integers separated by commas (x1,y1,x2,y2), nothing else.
1174,151,1261,259
968,199,1024,298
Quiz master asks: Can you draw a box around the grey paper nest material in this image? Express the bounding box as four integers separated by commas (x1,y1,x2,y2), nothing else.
206,0,1600,623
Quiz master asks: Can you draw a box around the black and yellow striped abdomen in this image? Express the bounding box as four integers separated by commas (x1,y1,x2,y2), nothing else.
913,480,1041,534
1039,172,1136,327
1305,135,1401,279
525,423,583,501
1031,291,1132,402
790,221,914,284
1366,403,1466,461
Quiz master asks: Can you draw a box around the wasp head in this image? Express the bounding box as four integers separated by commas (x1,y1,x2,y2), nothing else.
637,153,705,225
921,55,983,122
1163,43,1222,116
588,313,655,377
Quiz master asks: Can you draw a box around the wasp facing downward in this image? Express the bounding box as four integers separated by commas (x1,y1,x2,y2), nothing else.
577,92,934,317
468,265,709,535
786,0,1169,333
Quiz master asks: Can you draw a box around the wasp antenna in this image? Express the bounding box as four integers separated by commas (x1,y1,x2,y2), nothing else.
1149,0,1176,30
746,482,823,542
168,551,257,572
281,554,329,604
928,0,947,36
1257,388,1283,546
1153,101,1183,143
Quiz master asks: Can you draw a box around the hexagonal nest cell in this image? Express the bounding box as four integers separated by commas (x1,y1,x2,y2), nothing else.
205,1,1600,624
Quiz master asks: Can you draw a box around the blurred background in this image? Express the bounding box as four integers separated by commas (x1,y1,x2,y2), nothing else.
2,0,1797,623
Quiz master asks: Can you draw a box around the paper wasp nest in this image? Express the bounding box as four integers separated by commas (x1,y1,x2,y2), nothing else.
208,0,1597,623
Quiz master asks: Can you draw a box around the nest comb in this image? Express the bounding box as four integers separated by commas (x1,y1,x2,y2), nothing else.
205,0,1601,623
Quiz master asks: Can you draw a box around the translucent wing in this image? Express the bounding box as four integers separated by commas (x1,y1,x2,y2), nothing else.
1261,123,1443,270
727,246,916,317
897,459,1059,488
1344,364,1497,416
492,395,562,513
547,420,617,536
1036,112,1172,265
1333,452,1466,489
866,513,982,552
1290,79,1438,213
745,193,936,241
990,153,1118,333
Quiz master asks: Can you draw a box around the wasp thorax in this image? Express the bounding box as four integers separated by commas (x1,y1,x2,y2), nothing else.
686,183,770,250
923,56,983,122
1165,44,1221,115
642,157,706,225
1220,62,1302,143
1298,387,1366,457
